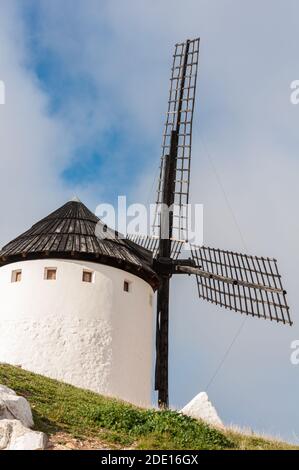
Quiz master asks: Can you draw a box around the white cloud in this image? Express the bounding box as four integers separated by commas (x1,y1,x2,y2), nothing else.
0,1,73,243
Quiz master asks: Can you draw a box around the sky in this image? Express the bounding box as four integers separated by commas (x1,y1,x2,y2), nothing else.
1,0,299,443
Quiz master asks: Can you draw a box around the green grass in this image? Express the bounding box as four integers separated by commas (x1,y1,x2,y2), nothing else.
0,364,296,450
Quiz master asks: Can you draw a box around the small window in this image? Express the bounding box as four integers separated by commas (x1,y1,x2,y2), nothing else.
123,280,131,293
82,270,93,283
44,268,57,280
11,270,22,283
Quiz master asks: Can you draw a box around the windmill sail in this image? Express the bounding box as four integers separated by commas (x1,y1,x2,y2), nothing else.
152,38,200,249
126,233,184,260
127,38,291,410
126,39,291,410
190,245,291,325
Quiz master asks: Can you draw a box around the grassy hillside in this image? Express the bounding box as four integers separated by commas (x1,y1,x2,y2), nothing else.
0,364,296,450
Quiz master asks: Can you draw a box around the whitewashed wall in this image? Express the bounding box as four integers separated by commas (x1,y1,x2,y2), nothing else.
0,259,154,407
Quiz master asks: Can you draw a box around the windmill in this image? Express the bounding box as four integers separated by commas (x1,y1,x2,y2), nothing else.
127,37,292,409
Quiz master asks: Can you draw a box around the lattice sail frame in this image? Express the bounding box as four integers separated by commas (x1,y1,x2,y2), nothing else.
152,38,200,244
127,233,184,260
190,245,292,325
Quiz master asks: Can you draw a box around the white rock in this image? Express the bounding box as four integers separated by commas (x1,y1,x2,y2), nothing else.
0,420,47,451
0,391,33,428
181,391,223,427
0,419,11,449
0,385,16,395
0,384,47,450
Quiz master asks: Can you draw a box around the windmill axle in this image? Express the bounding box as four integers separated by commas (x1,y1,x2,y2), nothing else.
153,257,195,276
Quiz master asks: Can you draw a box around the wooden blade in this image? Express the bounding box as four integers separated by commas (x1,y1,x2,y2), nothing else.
152,38,200,246
126,234,184,260
190,244,292,325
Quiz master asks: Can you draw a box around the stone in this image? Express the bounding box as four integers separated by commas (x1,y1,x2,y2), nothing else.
0,389,33,428
0,384,48,450
0,419,47,451
181,391,223,427
0,385,16,395
0,419,11,449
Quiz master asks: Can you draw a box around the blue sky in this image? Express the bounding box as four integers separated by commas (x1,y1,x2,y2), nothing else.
1,0,299,443
21,1,160,204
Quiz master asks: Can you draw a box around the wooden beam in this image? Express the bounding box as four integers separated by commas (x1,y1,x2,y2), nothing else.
175,265,286,294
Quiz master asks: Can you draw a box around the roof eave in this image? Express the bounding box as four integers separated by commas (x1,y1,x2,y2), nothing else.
0,251,159,291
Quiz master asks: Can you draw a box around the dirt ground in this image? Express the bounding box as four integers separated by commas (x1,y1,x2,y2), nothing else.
47,432,112,450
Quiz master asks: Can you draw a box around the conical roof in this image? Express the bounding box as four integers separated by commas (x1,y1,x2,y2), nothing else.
0,200,158,289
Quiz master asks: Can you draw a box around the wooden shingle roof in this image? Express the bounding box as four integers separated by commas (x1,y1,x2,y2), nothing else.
0,200,159,289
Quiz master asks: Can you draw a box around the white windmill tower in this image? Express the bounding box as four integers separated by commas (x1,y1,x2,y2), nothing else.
0,198,159,406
